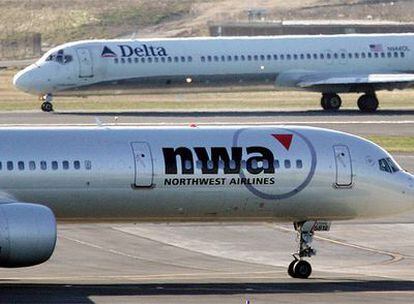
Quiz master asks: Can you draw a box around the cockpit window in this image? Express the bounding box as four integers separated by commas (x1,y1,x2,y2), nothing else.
379,157,401,173
45,49,72,64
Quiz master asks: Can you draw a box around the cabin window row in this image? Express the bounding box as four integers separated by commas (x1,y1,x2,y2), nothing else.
0,160,92,171
199,51,405,63
184,159,303,170
114,56,193,64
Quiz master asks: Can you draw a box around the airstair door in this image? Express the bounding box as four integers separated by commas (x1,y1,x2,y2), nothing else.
76,48,94,78
333,145,353,187
131,142,154,187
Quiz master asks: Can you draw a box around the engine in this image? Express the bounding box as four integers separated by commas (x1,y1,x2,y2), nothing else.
0,203,56,267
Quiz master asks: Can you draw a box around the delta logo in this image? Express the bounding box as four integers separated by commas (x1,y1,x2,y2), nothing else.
101,46,117,58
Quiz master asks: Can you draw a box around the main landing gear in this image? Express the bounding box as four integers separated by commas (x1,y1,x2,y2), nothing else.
287,221,331,279
39,94,54,112
320,93,379,112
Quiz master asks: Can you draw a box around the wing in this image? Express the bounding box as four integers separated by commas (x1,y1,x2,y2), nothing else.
297,73,414,92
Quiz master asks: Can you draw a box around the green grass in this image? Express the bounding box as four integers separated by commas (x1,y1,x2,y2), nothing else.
368,136,414,153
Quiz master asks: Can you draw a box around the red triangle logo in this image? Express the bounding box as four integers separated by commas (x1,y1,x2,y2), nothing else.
272,134,293,150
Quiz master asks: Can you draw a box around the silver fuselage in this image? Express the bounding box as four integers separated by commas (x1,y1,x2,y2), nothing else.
0,125,412,222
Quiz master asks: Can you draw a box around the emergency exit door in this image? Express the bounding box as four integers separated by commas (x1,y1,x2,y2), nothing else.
76,48,93,78
333,145,353,187
131,142,154,187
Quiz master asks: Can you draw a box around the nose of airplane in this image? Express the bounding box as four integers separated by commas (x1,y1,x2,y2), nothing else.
13,64,38,93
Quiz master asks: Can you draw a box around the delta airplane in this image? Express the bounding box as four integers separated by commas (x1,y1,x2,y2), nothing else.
12,33,414,112
0,125,412,279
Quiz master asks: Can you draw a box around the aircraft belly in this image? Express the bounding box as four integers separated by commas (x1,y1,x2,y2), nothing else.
54,73,278,96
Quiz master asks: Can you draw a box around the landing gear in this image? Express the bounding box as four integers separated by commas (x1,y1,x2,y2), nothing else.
357,93,379,113
39,94,54,112
321,93,342,111
287,221,331,279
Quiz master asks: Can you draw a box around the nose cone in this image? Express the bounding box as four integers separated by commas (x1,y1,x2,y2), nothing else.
13,64,41,94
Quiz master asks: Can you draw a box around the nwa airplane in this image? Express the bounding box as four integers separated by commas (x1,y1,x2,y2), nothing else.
0,125,412,279
12,34,414,112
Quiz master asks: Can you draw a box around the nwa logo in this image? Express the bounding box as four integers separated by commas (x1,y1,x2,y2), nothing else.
163,135,293,175
101,44,168,58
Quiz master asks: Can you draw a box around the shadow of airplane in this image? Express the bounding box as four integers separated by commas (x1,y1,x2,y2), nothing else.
55,109,414,118
1,280,414,304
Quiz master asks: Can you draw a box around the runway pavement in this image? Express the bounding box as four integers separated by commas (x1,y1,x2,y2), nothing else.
0,108,412,303
0,108,413,136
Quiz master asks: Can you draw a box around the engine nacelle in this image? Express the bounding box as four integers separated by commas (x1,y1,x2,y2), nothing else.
0,203,56,267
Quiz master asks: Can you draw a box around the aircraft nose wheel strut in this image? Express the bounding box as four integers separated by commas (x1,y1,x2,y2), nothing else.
287,221,330,279
39,94,54,112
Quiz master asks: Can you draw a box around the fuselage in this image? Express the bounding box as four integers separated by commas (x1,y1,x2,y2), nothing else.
0,125,412,222
13,33,414,96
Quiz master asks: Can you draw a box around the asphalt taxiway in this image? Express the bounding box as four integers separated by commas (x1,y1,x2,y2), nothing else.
0,108,412,303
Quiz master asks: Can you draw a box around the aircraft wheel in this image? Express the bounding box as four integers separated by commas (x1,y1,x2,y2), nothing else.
357,94,379,113
41,102,54,112
321,94,341,111
293,260,312,279
288,260,298,278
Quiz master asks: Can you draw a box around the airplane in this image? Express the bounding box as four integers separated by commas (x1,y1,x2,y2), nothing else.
12,33,414,112
0,124,412,279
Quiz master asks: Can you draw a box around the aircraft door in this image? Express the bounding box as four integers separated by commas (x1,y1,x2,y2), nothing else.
333,145,353,187
76,48,94,78
131,142,154,187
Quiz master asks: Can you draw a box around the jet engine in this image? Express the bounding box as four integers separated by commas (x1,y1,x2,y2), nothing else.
0,203,56,267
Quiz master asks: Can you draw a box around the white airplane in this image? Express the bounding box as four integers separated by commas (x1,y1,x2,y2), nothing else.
0,125,412,279
12,34,414,112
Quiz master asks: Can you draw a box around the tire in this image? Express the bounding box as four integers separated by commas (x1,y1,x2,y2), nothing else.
288,260,298,278
41,102,54,112
321,94,341,111
293,260,312,279
357,94,379,113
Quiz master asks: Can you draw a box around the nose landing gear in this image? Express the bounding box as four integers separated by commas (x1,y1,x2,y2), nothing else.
287,221,331,279
39,94,54,112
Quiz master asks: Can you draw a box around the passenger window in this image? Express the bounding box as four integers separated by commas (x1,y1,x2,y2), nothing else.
300,54,304,60
319,54,324,59
296,160,303,169
326,53,331,59
361,53,366,58
29,161,36,170
374,52,379,58
227,55,232,61
63,161,69,170
0,162,2,170
313,54,317,59
274,159,280,169
40,161,47,170
253,55,258,61
52,161,58,170
121,58,125,63
147,57,153,63
387,52,392,58
368,53,372,58
267,54,271,60
141,58,146,63
354,53,359,59
184,160,192,170
188,56,192,62
293,54,298,60
154,57,159,63
334,53,338,59
284,160,291,169
341,53,346,59
381,52,385,58
262,159,269,169
181,56,186,62
207,56,212,62
167,57,172,63
161,57,166,63
174,57,179,62
260,55,265,60
280,54,285,60
18,161,24,171
229,160,236,169
201,56,205,62
234,55,239,61
247,55,252,61
307,54,311,59
7,161,13,171
394,52,398,58
401,52,405,58
74,161,81,170
114,58,119,64
241,55,245,61
85,160,92,170
134,58,139,63
214,56,219,62
287,54,291,60
127,58,132,63
273,54,278,60
348,53,353,59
